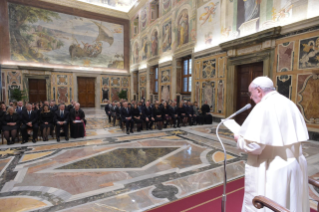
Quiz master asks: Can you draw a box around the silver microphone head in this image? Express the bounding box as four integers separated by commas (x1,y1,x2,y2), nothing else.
246,103,252,110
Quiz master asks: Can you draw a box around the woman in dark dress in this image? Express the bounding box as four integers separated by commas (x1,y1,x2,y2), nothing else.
39,105,53,141
153,103,163,130
132,104,142,132
2,107,20,145
162,102,171,128
177,102,188,126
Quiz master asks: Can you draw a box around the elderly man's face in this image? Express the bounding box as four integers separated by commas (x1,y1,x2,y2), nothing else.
248,84,262,104
75,105,80,111
18,101,23,107
27,105,32,111
60,105,65,111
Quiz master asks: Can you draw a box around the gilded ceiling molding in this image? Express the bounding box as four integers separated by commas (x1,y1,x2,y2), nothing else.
37,0,130,19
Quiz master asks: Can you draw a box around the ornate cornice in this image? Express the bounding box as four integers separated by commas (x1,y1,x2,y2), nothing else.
220,27,281,50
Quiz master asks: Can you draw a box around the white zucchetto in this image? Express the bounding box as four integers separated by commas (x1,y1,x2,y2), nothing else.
251,76,274,88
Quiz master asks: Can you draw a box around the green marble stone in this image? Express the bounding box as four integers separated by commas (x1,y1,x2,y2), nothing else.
57,147,178,169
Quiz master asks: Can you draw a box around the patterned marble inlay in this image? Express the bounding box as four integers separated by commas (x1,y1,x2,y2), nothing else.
21,151,54,162
212,151,236,163
58,148,179,169
0,196,50,212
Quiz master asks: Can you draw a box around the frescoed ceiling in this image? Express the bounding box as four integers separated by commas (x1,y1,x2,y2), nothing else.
75,0,138,12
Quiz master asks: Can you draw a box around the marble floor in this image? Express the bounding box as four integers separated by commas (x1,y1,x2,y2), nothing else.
0,108,318,211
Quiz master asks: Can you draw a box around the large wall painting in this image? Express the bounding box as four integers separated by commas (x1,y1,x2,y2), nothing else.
141,36,149,61
299,36,319,69
151,29,159,57
177,9,189,47
197,1,220,50
162,0,172,15
140,6,148,31
101,77,109,103
111,87,120,101
162,20,172,52
277,42,294,72
76,0,137,12
201,81,215,112
276,75,292,100
57,87,68,103
161,69,170,83
8,3,124,69
297,74,319,124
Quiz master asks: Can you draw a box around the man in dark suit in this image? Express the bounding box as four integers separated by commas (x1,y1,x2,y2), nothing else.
67,100,74,111
54,104,69,142
49,100,58,113
16,101,26,116
115,102,122,127
104,100,112,123
169,102,180,128
186,101,194,126
70,103,86,138
20,104,39,144
142,102,154,130
121,102,134,134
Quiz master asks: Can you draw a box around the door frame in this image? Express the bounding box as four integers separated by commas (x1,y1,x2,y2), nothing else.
74,73,99,108
22,74,51,102
226,49,275,117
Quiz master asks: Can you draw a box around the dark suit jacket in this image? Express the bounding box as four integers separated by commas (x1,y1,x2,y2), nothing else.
104,104,112,114
115,107,121,117
54,110,69,124
177,107,187,116
2,113,20,128
49,105,58,113
201,104,210,115
142,107,153,119
120,107,132,121
169,106,178,117
21,110,38,125
66,104,73,111
185,106,194,116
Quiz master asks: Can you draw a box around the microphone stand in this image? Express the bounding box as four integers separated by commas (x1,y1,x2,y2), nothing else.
216,103,251,212
216,120,228,212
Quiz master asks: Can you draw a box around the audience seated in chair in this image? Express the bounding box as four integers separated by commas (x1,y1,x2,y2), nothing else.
70,103,86,138
2,107,20,145
121,102,134,134
54,104,69,142
162,102,171,128
142,101,154,130
132,104,143,132
177,102,188,126
20,103,39,144
153,103,163,130
39,105,53,141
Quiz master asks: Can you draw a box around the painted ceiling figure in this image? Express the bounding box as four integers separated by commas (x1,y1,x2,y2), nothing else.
243,0,261,22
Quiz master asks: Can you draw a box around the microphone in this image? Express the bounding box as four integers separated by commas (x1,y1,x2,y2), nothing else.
216,103,252,212
223,103,252,121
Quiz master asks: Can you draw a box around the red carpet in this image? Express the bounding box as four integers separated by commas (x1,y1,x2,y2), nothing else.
148,177,317,212
148,177,244,212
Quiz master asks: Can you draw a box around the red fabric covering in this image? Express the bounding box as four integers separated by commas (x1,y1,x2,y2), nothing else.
148,177,317,212
148,177,244,212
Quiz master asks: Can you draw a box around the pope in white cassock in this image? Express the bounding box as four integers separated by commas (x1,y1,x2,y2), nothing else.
234,76,310,212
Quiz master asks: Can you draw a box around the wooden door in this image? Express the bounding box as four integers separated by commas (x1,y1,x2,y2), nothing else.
29,79,46,103
77,77,95,107
235,62,263,125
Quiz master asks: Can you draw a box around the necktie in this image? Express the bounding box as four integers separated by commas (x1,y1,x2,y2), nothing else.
126,108,128,114
61,111,64,118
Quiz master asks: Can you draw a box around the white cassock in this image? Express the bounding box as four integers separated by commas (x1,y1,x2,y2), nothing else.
237,91,310,212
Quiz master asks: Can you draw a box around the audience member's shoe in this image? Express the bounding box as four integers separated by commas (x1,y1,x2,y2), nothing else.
66,137,69,141
126,130,129,135
130,129,133,133
21,140,28,144
32,139,36,143
173,125,176,128
177,125,180,128
146,127,149,130
57,138,60,142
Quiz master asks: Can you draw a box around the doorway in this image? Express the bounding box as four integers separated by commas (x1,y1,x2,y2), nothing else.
29,79,47,103
77,77,95,107
235,62,263,125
